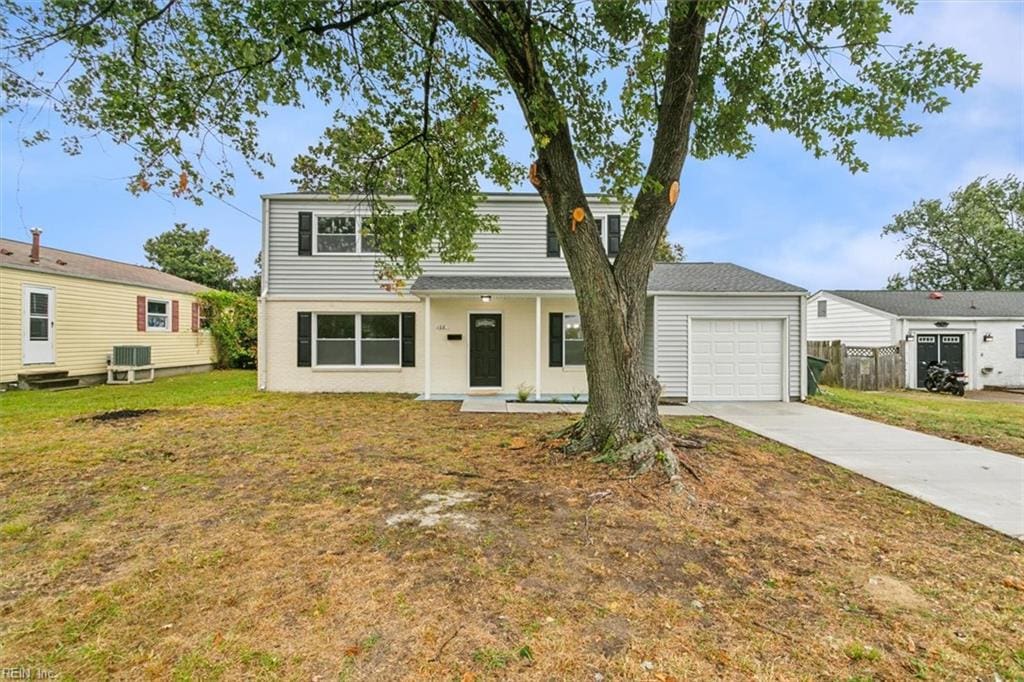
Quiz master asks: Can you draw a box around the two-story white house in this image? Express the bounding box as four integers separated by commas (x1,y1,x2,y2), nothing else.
258,193,808,402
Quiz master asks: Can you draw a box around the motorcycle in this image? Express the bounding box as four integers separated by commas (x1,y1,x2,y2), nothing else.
923,360,967,396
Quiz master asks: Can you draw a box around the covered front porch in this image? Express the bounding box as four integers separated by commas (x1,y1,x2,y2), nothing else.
411,275,588,401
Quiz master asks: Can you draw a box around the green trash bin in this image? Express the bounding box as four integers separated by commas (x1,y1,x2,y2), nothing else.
807,355,828,396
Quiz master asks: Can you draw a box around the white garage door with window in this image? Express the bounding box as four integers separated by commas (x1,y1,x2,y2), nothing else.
689,318,785,401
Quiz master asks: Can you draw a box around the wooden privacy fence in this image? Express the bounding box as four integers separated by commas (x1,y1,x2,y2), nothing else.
807,340,906,391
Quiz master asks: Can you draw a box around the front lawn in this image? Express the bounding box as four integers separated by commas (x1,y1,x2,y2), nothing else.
1,371,1022,679
810,386,1024,458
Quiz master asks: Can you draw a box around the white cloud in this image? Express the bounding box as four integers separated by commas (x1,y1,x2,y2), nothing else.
889,1,1023,90
750,225,907,291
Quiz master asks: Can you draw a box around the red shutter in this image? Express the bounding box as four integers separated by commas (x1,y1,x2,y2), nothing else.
191,302,199,332
137,296,146,332
171,300,180,332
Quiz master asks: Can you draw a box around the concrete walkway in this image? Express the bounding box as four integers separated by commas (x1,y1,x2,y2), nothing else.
460,397,1023,539
694,402,1024,540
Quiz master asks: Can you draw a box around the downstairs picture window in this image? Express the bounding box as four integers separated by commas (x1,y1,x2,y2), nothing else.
315,313,400,367
564,314,585,366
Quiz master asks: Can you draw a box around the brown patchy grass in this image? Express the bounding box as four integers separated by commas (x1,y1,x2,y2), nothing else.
1,371,1022,680
811,386,1024,458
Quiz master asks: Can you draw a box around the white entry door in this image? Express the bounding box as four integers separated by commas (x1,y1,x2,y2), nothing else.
22,285,55,365
689,318,784,401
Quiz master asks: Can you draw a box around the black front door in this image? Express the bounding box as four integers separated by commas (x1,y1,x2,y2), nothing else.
939,334,964,373
916,334,938,386
916,333,964,386
470,314,502,387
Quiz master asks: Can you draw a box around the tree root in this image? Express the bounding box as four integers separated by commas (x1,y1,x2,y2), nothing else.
553,418,705,492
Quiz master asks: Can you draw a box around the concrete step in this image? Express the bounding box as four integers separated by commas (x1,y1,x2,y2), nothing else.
23,376,80,390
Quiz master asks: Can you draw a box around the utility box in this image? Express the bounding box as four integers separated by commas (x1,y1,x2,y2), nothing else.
112,345,151,367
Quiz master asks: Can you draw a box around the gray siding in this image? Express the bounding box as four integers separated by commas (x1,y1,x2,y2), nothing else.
653,294,804,399
266,196,624,298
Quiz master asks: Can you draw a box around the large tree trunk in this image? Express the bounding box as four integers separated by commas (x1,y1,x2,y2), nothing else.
531,135,666,469
443,0,708,474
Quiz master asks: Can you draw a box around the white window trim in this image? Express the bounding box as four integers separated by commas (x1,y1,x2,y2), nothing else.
313,312,401,368
563,313,585,367
311,213,379,255
146,297,171,332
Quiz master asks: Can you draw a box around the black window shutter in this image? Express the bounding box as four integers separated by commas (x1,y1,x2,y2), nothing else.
297,312,312,367
546,214,560,257
298,212,313,256
607,214,621,257
549,312,563,367
401,312,416,367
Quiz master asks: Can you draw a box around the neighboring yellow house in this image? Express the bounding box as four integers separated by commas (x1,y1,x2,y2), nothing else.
0,231,216,388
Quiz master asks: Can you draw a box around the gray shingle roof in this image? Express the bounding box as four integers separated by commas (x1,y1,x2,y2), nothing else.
412,263,805,294
648,262,805,293
0,238,208,294
827,290,1024,318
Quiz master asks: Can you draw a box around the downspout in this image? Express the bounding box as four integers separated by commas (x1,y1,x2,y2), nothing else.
799,293,808,400
258,197,270,391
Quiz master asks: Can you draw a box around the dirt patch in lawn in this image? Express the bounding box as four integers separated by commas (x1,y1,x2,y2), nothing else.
1,382,1022,680
77,408,159,422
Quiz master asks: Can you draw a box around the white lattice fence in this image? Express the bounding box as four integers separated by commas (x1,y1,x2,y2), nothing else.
808,341,906,390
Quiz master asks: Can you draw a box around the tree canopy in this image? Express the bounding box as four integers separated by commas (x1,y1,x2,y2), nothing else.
885,175,1024,291
144,223,238,290
2,0,980,282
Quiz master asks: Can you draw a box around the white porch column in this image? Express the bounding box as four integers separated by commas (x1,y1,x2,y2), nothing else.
535,296,542,400
424,296,432,399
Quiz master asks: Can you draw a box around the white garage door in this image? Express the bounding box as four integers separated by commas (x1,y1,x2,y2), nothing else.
690,318,784,401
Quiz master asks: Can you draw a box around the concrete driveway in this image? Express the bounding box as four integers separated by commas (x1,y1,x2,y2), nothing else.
685,402,1024,540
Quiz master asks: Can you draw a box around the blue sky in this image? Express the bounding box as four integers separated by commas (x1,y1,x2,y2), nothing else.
2,1,1021,290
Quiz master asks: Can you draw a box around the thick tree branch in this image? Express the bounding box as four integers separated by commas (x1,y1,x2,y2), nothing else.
298,0,405,36
615,1,708,289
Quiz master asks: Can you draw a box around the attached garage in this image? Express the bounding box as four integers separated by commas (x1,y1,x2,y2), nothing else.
689,318,785,401
643,263,807,403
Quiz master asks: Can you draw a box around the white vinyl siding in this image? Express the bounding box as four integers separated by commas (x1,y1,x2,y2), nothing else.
806,294,893,345
652,295,803,400
265,196,623,298
643,297,655,375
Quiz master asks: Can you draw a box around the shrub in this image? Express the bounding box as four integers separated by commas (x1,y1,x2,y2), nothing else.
196,291,257,369
516,383,533,402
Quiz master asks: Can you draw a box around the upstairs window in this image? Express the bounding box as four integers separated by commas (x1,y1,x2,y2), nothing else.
1016,329,1024,359
147,299,169,331
314,215,382,254
564,314,585,366
316,216,357,253
817,300,827,318
360,218,381,253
